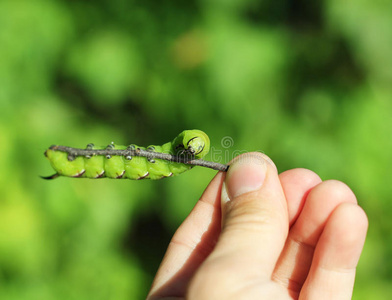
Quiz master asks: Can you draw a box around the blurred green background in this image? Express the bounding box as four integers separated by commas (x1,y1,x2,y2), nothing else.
0,0,391,299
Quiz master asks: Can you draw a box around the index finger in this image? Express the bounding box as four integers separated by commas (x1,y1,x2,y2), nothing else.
147,172,225,299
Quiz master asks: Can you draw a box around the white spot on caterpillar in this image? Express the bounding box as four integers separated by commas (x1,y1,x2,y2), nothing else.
72,170,86,177
137,172,149,180
116,170,125,179
95,171,105,178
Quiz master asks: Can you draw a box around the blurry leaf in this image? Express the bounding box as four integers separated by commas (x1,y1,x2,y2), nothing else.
66,30,142,104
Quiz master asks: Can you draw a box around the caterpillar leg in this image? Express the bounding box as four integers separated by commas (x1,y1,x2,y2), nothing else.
123,145,150,179
145,144,173,179
104,144,127,178
84,144,105,178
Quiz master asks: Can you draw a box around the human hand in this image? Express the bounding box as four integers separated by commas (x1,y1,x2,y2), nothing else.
147,153,368,299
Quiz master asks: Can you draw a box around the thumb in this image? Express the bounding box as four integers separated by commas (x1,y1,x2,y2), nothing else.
216,153,289,277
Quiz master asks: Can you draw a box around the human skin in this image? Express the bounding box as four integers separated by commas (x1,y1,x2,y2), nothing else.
147,152,368,300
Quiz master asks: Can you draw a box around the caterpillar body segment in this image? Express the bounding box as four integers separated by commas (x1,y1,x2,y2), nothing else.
45,150,86,177
43,130,210,180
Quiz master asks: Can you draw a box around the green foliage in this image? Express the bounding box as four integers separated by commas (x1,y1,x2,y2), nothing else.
0,0,391,298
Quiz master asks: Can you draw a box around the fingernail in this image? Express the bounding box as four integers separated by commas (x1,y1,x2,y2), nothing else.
221,181,230,204
224,154,268,201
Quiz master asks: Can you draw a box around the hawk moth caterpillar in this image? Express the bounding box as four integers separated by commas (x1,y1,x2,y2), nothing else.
43,129,228,180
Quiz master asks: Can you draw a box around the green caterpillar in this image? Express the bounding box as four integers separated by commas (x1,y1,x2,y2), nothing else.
44,129,211,180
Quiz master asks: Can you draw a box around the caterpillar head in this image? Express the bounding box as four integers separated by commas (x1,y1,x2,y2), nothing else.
175,130,210,159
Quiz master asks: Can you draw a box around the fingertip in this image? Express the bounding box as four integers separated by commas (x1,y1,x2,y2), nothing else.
279,168,322,187
323,202,368,260
228,152,277,171
223,152,279,202
225,153,268,200
287,179,360,248
315,179,358,205
279,168,322,225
